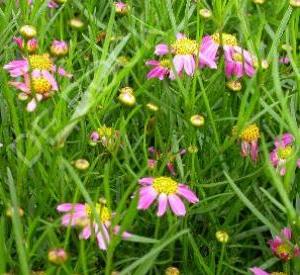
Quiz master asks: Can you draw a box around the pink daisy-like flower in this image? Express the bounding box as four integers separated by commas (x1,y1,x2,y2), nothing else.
154,33,199,76
270,133,300,176
224,46,256,78
137,176,199,217
4,53,72,78
9,69,58,112
268,227,300,261
145,59,173,80
57,202,132,250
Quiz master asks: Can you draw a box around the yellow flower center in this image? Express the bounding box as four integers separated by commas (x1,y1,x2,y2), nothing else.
85,203,111,223
32,77,52,94
29,54,53,70
152,177,178,195
276,243,291,257
233,53,243,62
239,124,260,142
171,38,198,55
278,146,293,160
212,32,238,46
98,126,114,137
160,59,171,68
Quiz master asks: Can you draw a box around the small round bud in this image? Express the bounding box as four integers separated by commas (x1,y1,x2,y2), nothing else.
48,248,68,265
118,87,136,107
147,159,157,170
50,40,68,57
216,230,229,243
252,0,265,4
20,25,37,38
73,159,90,170
146,103,159,112
69,18,84,29
261,59,269,69
290,0,300,7
165,267,180,275
226,80,242,92
190,115,205,127
90,131,100,146
114,2,129,14
188,145,198,153
199,8,212,19
27,38,38,53
6,207,24,217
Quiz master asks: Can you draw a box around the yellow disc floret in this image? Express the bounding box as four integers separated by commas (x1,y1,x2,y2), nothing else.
160,59,171,68
98,126,114,137
278,146,293,160
171,38,198,55
29,54,53,70
85,203,111,223
32,77,52,94
240,124,260,142
152,177,178,195
212,33,238,46
276,243,292,260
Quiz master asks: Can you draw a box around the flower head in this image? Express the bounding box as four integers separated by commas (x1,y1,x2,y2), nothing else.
57,201,132,250
146,59,173,80
270,133,300,176
118,86,136,106
20,25,37,38
234,124,260,161
114,2,129,14
137,177,199,216
50,40,69,57
48,248,68,265
268,227,300,261
90,126,120,151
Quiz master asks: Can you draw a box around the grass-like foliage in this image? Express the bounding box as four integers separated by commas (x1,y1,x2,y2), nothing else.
0,0,300,274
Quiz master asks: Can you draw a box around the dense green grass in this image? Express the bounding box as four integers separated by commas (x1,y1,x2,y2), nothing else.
1,0,300,274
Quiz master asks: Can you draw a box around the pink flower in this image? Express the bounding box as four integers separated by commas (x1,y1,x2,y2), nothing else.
113,2,129,14
268,227,300,261
235,124,260,162
249,267,269,275
48,0,59,8
137,177,199,217
50,40,69,56
279,56,290,64
270,133,300,176
146,60,173,80
224,46,256,78
57,202,132,250
153,33,199,76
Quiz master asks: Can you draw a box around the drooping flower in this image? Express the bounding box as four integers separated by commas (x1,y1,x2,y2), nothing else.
90,125,120,151
57,201,132,250
250,267,286,275
233,124,260,161
145,59,173,80
224,46,255,78
268,227,300,261
270,133,300,176
137,177,199,216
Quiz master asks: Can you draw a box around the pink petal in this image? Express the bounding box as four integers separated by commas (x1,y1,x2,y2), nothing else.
177,184,199,203
138,177,154,185
138,186,158,210
183,55,196,76
168,194,186,216
173,55,184,74
282,227,292,240
79,226,92,240
154,44,169,56
157,193,168,217
26,98,38,112
96,224,110,250
249,267,269,275
146,60,160,66
57,203,85,212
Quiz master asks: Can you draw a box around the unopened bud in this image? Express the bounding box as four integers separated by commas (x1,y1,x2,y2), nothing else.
290,0,300,7
20,25,37,38
226,80,242,92
69,18,84,29
114,2,129,14
190,114,205,127
216,230,229,243
50,40,68,57
118,87,136,107
165,267,180,275
27,38,38,53
48,248,68,265
73,159,90,170
199,8,212,19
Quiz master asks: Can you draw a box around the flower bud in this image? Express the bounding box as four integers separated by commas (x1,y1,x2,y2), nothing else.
199,8,212,19
226,80,242,92
190,115,205,127
261,59,269,69
20,25,37,38
13,37,24,49
252,0,265,3
50,40,68,57
27,38,38,53
165,267,180,275
188,145,198,153
6,207,24,217
48,248,68,265
216,230,229,243
69,18,84,29
290,0,300,7
73,159,90,170
146,103,159,112
113,2,129,14
147,159,157,170
118,87,136,107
